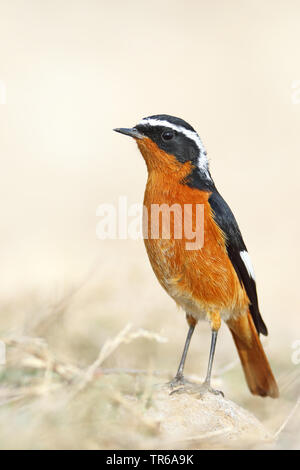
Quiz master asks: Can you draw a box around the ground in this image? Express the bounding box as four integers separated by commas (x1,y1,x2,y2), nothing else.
0,264,299,449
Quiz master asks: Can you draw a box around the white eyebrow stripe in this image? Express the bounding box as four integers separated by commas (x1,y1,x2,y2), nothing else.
139,118,207,158
139,118,210,176
240,250,256,281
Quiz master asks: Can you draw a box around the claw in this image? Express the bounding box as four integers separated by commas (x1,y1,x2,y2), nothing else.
166,374,192,391
170,381,224,398
208,387,224,397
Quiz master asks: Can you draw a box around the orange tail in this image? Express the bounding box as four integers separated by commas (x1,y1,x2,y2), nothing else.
228,312,279,398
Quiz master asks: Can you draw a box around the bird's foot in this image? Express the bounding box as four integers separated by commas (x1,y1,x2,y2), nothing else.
170,380,224,398
163,374,193,391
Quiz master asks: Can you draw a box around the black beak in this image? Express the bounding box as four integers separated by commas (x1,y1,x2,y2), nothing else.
113,127,144,139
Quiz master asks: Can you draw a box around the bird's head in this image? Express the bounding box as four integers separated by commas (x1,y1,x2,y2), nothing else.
114,114,213,187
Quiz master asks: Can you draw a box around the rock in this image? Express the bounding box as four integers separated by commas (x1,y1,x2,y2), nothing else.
146,389,272,449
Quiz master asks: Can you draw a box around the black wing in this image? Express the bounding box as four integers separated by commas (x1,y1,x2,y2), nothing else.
208,189,268,336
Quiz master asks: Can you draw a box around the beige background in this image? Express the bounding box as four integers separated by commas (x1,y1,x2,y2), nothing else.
0,0,299,449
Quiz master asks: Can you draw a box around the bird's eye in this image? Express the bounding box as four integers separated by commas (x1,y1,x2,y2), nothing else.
162,130,174,141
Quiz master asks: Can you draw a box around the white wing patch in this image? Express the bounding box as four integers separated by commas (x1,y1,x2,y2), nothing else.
240,250,256,281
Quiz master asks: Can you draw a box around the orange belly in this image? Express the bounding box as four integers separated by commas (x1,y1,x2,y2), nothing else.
143,172,249,322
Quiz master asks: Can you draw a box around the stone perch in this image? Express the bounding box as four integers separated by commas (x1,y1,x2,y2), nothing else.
145,388,272,449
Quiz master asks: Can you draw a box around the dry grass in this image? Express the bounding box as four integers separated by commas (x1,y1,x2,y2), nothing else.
0,271,299,450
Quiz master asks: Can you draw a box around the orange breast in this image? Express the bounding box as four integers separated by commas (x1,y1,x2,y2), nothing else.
138,139,249,320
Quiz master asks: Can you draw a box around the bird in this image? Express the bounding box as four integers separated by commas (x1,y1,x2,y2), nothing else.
114,114,279,398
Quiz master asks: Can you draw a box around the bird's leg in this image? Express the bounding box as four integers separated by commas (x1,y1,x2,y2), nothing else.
171,311,224,397
167,314,197,389
200,316,224,396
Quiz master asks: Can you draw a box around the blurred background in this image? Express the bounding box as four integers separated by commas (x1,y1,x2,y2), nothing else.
0,0,299,449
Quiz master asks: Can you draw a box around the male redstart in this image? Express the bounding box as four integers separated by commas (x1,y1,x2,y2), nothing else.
114,115,278,398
